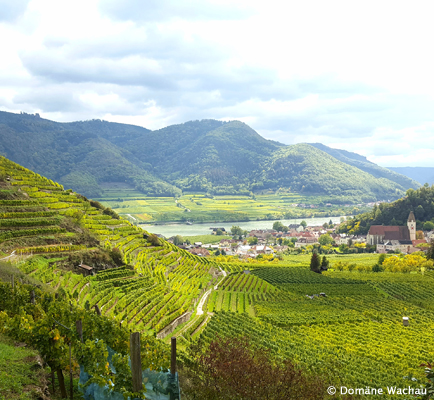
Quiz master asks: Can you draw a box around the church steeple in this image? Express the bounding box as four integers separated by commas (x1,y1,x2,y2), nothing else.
407,211,416,241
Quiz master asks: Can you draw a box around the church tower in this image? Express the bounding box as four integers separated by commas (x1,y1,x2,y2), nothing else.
407,211,416,241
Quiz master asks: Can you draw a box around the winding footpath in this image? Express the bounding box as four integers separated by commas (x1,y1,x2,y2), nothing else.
197,266,227,315
0,250,16,261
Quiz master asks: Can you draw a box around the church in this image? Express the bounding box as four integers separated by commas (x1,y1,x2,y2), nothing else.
367,212,417,254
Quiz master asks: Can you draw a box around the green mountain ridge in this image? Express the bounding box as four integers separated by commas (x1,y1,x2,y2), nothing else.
309,143,420,189
258,143,406,200
0,110,420,201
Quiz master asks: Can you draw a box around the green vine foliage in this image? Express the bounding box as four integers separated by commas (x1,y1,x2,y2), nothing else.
0,280,170,398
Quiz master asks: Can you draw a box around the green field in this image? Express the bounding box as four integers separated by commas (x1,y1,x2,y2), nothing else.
95,187,369,223
183,234,232,244
281,253,379,267
199,265,434,397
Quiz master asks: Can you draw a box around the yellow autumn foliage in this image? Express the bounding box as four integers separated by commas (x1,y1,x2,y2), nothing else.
382,252,433,273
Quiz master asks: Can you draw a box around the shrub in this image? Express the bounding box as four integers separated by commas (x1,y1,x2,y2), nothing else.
147,234,161,246
310,253,321,274
180,336,326,400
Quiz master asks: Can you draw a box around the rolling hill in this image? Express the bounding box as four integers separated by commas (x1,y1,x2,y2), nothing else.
0,110,420,201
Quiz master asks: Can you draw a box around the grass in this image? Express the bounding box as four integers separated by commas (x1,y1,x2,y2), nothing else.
279,253,380,268
0,261,54,291
95,190,369,223
183,234,231,244
0,333,46,400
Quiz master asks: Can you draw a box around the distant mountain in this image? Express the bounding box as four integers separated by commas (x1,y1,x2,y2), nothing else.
387,167,434,186
0,111,180,198
258,143,409,200
124,120,283,192
309,143,420,189
0,110,420,201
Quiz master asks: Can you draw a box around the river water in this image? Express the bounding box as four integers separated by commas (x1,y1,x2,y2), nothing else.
141,216,346,237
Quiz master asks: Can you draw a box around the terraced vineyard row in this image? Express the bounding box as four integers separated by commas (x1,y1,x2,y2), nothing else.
219,272,277,293
0,156,218,336
2,154,434,397
199,311,433,398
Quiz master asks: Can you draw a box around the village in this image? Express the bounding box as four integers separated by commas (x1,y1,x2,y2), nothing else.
167,212,434,259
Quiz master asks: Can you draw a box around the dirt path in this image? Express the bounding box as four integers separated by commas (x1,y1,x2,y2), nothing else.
197,266,227,315
0,250,16,261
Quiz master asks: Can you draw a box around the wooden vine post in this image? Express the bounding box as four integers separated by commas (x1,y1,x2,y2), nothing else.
170,337,177,400
69,342,73,400
171,337,177,376
76,320,83,343
130,332,142,393
94,305,102,316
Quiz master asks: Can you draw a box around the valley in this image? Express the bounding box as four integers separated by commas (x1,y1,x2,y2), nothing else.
0,155,433,399
94,183,369,225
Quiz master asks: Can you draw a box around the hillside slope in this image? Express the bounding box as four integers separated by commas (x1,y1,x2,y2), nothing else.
0,110,418,201
0,111,179,198
259,143,408,200
310,143,420,189
337,184,434,234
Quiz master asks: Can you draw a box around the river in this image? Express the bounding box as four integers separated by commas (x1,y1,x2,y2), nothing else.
140,216,346,237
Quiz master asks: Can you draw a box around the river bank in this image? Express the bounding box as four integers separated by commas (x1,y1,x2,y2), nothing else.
141,216,348,237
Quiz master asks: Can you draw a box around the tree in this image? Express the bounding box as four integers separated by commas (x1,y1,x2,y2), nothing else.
339,244,349,253
318,234,333,246
231,226,243,237
173,235,184,245
378,253,386,265
265,233,273,245
273,221,285,232
310,252,321,273
416,230,424,240
320,256,329,270
216,229,223,236
247,236,258,245
423,221,434,231
427,241,434,261
147,234,161,246
322,222,328,229
109,247,123,266
415,205,425,220
300,220,307,229
372,263,383,272
215,249,221,256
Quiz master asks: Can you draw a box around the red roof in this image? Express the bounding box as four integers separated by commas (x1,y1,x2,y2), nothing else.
368,226,410,240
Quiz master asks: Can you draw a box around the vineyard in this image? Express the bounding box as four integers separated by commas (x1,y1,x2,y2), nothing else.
1,155,434,399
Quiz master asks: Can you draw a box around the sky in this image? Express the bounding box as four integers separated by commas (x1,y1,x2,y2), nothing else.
1,0,434,167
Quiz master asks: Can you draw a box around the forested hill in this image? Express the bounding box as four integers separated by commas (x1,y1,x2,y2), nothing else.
309,143,420,189
0,111,180,198
0,110,420,201
337,185,434,234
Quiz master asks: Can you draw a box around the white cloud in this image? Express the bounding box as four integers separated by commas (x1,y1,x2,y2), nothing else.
0,0,434,166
